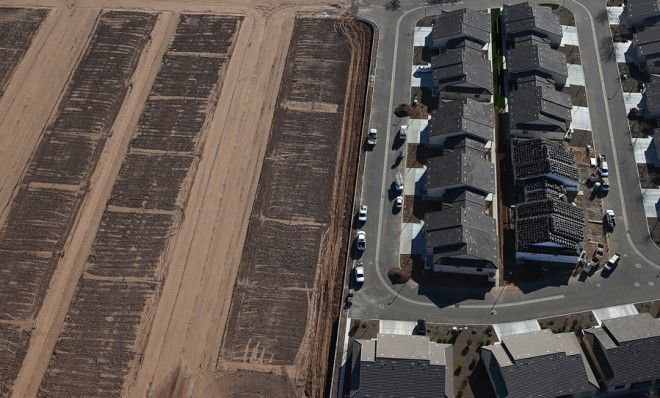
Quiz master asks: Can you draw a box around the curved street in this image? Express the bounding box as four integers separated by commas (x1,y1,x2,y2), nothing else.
350,0,660,324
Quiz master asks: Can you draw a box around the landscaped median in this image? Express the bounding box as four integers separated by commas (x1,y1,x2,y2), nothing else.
491,8,505,109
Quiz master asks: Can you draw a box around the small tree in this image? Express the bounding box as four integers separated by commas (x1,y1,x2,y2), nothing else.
385,0,401,10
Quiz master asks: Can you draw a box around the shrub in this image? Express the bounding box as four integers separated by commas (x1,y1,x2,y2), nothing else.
385,0,401,10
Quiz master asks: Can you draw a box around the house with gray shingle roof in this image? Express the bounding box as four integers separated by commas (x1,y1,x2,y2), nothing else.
432,45,493,102
481,329,599,398
511,138,579,191
654,128,660,161
508,82,573,140
349,334,453,398
432,8,491,50
641,81,660,119
633,26,660,75
506,43,568,87
514,74,556,90
502,2,563,48
424,202,498,281
426,138,495,198
427,99,494,147
623,0,660,29
583,313,660,392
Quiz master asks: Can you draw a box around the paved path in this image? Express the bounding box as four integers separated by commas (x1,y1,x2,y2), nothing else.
350,0,660,324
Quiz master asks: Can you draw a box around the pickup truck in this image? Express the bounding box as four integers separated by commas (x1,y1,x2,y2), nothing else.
604,210,615,231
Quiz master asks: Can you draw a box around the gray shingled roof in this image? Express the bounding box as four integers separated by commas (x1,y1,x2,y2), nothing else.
511,138,579,182
425,205,498,266
442,188,488,212
502,2,562,46
482,330,598,398
626,0,660,24
633,26,660,59
432,8,491,46
426,144,495,194
643,81,660,111
432,46,493,92
515,74,556,90
506,43,568,83
584,313,660,388
509,83,572,132
429,99,494,142
512,33,551,48
352,334,450,398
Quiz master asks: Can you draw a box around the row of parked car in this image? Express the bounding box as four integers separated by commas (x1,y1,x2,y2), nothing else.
581,245,620,275
351,126,410,288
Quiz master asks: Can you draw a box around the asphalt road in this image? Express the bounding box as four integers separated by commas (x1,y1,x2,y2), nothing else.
349,0,660,324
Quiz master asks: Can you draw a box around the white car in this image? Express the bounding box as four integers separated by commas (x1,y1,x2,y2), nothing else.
367,128,378,146
398,125,408,141
583,261,593,274
394,196,403,209
603,253,620,273
355,265,365,283
358,205,368,223
594,244,605,261
356,231,366,251
598,161,609,177
394,172,404,192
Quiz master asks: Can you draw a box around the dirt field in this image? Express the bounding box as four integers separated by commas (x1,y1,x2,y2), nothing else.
0,11,155,397
0,0,366,396
0,7,48,93
218,17,371,397
36,14,242,397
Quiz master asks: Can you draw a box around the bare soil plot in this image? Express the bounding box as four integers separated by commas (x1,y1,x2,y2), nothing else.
538,311,597,332
219,16,370,396
426,324,496,398
0,7,48,94
636,300,660,317
0,11,155,394
0,324,31,396
38,14,241,397
220,17,351,364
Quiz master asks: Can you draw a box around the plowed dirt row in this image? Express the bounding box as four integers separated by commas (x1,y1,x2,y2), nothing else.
0,11,155,396
36,14,241,397
216,17,371,397
0,0,356,396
